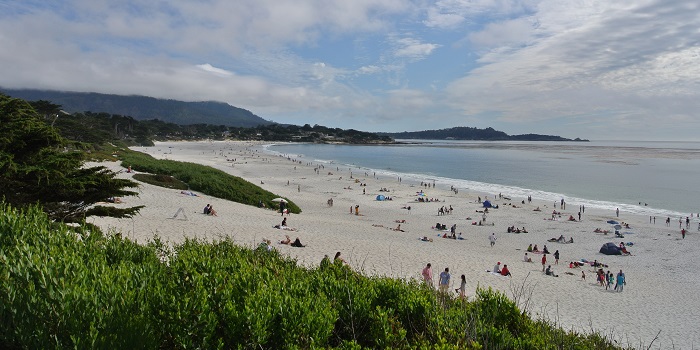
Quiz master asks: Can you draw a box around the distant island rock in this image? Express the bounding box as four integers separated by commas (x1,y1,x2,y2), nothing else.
380,127,588,142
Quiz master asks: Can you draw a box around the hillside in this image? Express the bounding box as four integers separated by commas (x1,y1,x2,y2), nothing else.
1,88,273,128
382,126,588,141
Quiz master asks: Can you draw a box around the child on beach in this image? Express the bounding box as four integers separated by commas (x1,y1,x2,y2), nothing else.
541,254,547,271
455,274,467,299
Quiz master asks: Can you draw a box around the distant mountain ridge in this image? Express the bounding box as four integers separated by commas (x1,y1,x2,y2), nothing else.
1,88,273,127
381,127,588,142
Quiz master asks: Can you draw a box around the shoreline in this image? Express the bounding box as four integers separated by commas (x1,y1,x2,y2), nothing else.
263,141,696,218
91,140,700,349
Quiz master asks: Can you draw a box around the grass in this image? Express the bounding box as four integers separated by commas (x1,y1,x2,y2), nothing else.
118,148,301,213
132,173,189,190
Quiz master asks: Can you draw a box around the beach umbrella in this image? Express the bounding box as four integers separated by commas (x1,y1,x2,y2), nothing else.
271,198,288,203
614,224,622,230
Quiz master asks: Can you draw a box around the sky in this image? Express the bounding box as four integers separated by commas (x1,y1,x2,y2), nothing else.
1,0,699,140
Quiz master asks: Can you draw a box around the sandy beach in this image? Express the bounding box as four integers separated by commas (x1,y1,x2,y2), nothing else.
91,140,700,349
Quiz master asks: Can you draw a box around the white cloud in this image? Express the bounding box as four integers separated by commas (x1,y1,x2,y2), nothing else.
357,65,382,74
468,18,536,49
443,0,700,139
392,37,440,60
424,0,540,28
2,0,700,139
196,64,233,76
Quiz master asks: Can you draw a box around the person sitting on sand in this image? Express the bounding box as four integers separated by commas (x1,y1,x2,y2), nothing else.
280,235,292,244
542,245,550,254
208,205,218,216
619,243,630,255
334,251,346,264
492,262,501,274
533,206,541,211
523,253,532,262
527,244,533,252
420,236,433,242
501,264,511,277
203,204,211,214
394,224,404,232
533,244,539,252
290,237,305,247
545,265,558,277
568,237,574,243
568,215,576,221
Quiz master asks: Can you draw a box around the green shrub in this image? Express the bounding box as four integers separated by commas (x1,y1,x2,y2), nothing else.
0,202,627,349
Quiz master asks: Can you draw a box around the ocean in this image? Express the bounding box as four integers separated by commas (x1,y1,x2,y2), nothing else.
265,140,700,218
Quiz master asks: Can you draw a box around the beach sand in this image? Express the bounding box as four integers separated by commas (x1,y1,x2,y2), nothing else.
91,141,700,349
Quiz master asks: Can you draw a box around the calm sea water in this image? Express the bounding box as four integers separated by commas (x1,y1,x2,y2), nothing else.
266,140,700,217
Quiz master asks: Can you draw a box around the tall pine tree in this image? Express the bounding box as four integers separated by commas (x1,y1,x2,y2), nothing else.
0,93,142,222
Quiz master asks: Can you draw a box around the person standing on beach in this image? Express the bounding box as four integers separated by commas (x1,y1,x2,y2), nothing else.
615,270,626,292
541,254,547,271
682,228,686,239
439,268,451,294
616,208,619,217
422,263,434,288
554,250,560,265
489,233,497,247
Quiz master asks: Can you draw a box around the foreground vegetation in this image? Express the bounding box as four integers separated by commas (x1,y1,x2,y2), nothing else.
0,203,626,349
118,149,301,214
0,94,142,223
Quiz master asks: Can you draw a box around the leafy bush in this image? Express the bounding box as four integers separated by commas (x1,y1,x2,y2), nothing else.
0,202,626,349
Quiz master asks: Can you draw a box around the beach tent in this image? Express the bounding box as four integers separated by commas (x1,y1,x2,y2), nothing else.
483,200,492,208
376,195,386,201
599,242,622,255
